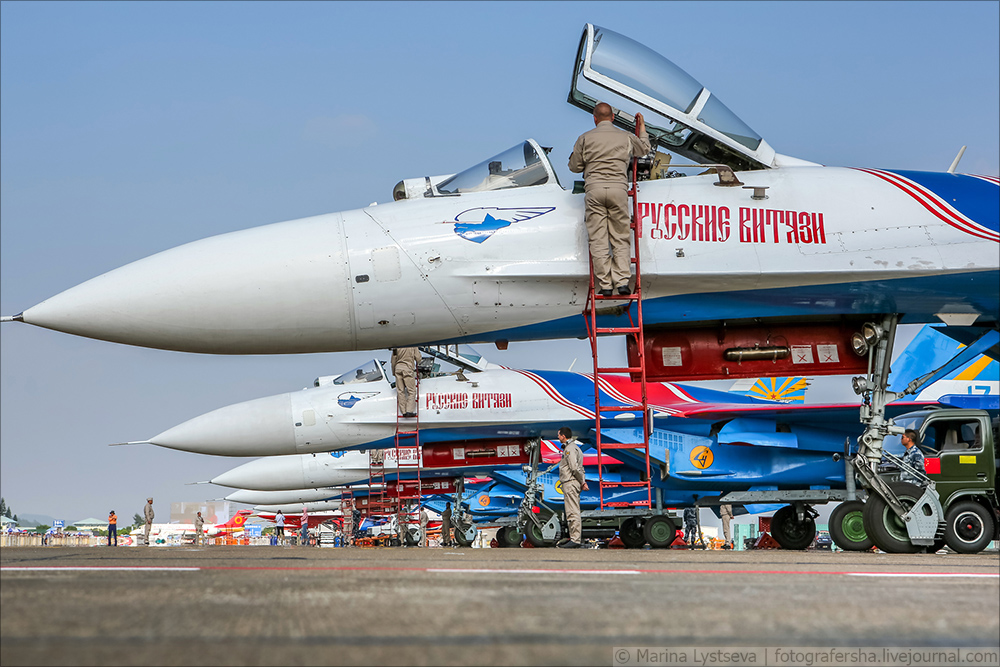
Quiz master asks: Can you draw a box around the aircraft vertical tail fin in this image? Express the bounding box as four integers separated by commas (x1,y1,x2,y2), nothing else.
889,325,999,399
728,377,810,403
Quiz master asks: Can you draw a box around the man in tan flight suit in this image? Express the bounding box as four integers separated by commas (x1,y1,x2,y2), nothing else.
556,427,589,548
720,504,734,549
391,347,421,417
419,506,429,547
568,102,650,296
143,497,155,546
194,511,205,546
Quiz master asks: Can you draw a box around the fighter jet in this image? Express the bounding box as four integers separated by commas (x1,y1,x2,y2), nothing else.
3,24,995,385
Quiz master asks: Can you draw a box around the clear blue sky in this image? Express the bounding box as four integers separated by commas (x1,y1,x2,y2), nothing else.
2,2,997,523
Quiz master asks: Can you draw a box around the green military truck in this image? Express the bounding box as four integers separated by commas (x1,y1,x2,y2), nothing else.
831,404,999,554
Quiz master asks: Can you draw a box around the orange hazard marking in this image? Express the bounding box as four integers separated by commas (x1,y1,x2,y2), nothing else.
478,495,490,507
690,446,714,469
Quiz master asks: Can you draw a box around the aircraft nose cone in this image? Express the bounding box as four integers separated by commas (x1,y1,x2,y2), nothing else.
150,394,295,456
20,214,353,353
212,456,307,491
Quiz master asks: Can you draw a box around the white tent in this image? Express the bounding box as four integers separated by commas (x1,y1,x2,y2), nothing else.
0,516,17,526
72,517,106,528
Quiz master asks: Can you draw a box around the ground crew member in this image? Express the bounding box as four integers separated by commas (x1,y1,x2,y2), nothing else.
720,504,734,549
419,506,429,547
107,511,117,547
899,429,925,485
441,502,452,547
194,511,205,546
683,507,698,548
568,102,650,296
143,497,154,546
556,427,588,548
275,510,285,544
391,347,421,417
301,506,309,546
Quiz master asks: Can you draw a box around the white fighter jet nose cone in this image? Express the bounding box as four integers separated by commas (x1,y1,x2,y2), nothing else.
20,214,353,354
212,456,307,491
150,394,295,456
225,488,341,505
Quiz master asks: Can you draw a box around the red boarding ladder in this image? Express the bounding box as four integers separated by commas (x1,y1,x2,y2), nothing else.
339,489,354,546
393,376,422,542
366,445,392,520
582,153,653,510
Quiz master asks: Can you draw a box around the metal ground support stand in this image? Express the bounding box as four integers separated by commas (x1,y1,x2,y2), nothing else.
582,153,652,510
850,314,943,546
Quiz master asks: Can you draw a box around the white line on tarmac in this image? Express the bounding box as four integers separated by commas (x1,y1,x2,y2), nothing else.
846,572,998,578
427,568,641,575
1,567,201,571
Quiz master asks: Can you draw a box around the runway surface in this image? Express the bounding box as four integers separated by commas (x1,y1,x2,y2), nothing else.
2,545,998,666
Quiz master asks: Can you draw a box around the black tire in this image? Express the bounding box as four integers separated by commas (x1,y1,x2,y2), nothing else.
525,520,554,548
643,515,676,548
862,482,925,554
770,505,816,550
497,526,522,548
403,528,418,546
944,500,995,554
829,501,874,551
389,538,401,547
619,517,646,549
454,525,475,548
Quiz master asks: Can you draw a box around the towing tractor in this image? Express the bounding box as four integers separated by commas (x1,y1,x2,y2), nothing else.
849,402,999,554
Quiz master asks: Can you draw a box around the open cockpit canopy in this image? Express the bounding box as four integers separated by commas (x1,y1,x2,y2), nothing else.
569,24,777,171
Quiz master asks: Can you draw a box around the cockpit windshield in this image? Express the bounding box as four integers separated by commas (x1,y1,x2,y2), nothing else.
569,24,773,170
332,360,384,385
435,141,553,195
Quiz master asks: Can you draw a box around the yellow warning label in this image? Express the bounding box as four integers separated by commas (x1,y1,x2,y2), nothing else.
959,455,977,464
690,446,714,469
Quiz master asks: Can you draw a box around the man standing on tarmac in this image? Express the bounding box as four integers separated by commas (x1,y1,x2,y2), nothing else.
194,511,205,546
143,497,155,546
419,506,429,547
275,510,285,544
107,510,117,547
556,427,589,548
719,504,734,549
683,507,698,548
899,429,926,485
568,102,650,297
441,502,452,547
391,347,421,418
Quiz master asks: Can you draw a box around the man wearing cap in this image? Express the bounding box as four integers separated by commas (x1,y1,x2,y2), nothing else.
143,497,155,546
568,102,650,297
108,511,118,547
556,427,589,548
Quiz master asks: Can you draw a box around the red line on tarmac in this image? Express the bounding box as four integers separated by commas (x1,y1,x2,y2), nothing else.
3,565,996,578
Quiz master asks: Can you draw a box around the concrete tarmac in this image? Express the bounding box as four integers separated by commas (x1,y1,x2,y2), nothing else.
2,545,998,666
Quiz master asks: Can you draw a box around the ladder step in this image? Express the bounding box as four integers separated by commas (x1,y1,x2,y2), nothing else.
603,501,651,508
596,405,642,412
596,367,643,374
594,293,638,301
595,327,640,334
600,481,650,488
597,442,648,450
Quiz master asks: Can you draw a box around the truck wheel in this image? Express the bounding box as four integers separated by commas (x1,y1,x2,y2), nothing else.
829,501,873,551
619,518,646,549
770,505,816,550
495,526,508,547
944,501,995,554
525,521,554,548
643,515,676,548
862,482,924,553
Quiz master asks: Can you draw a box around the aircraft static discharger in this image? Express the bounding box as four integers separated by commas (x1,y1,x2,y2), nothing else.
3,24,996,378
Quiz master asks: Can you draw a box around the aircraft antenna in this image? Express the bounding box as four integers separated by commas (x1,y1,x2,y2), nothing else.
947,145,967,174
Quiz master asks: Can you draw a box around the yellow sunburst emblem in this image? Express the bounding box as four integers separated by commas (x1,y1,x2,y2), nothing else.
747,377,810,403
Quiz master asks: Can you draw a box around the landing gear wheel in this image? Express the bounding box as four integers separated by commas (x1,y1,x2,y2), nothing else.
619,518,646,549
454,524,476,548
525,520,555,548
403,528,418,547
770,505,816,550
862,482,924,554
495,526,509,547
389,538,402,547
643,515,676,548
497,526,521,548
829,500,873,551
944,501,995,554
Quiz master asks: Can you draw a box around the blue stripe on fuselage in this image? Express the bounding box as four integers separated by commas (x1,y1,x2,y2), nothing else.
887,170,999,234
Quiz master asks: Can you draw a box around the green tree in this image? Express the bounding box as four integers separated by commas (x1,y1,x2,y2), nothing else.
0,497,7,517
35,525,50,534
132,513,143,527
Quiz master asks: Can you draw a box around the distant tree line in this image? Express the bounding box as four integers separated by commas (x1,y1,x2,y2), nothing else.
0,497,19,523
